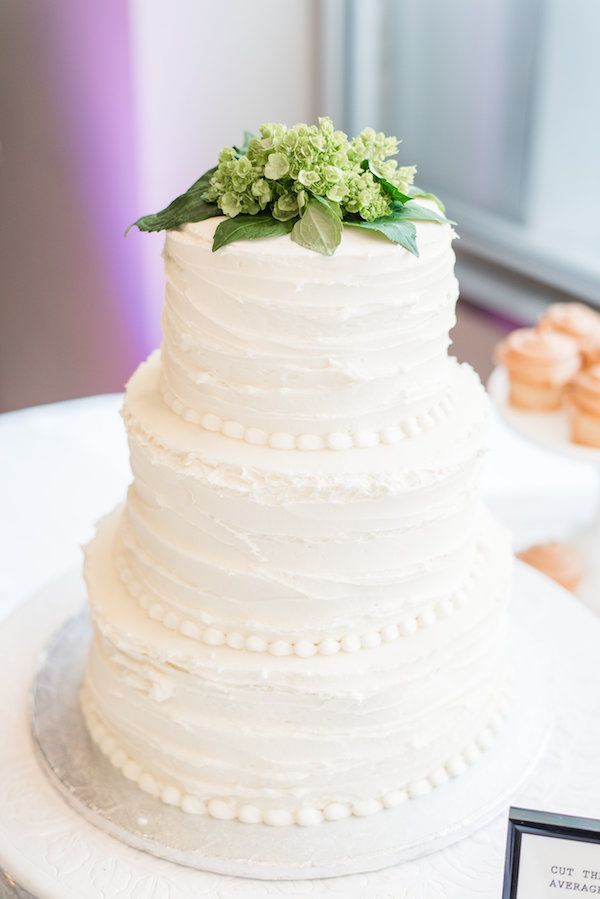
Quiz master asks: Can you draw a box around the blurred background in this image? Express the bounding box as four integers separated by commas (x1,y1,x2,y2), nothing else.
1,0,599,412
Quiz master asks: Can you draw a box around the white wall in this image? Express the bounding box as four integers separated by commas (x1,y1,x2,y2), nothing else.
128,0,320,345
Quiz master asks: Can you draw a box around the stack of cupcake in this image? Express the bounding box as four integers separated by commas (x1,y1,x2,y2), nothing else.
496,302,600,448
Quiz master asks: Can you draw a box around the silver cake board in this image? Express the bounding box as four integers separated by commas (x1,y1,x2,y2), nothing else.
29,586,551,881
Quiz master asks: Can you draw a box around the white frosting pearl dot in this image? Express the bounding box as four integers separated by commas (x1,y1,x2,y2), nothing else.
161,785,182,806
380,426,404,445
269,639,293,657
129,579,141,597
110,749,127,768
203,627,225,647
381,623,399,642
352,430,379,448
398,617,418,637
323,802,351,821
296,433,324,451
453,589,468,608
237,804,262,824
179,620,200,639
91,723,105,743
362,631,382,649
489,711,504,733
477,727,495,750
429,767,450,787
446,755,467,778
382,789,408,809
208,799,236,820
182,407,201,424
264,809,293,827
226,632,244,650
100,735,116,755
149,603,164,622
269,432,295,450
352,798,383,817
464,742,482,765
222,420,245,440
122,760,141,781
318,638,340,656
340,634,361,653
296,807,324,826
201,413,222,432
326,432,353,451
435,597,454,618
172,398,184,416
163,611,179,630
244,427,268,446
138,593,151,610
294,640,316,658
403,417,421,437
408,779,433,799
418,412,436,430
245,634,267,653
139,774,159,797
182,795,206,815
418,608,437,628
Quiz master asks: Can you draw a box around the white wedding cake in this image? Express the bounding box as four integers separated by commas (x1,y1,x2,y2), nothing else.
81,202,511,827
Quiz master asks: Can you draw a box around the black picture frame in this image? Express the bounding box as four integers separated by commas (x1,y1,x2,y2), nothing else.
503,806,600,899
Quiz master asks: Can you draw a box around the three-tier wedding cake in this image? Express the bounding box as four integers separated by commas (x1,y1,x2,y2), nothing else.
80,120,511,828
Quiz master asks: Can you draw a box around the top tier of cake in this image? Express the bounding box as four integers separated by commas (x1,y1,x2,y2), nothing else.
160,210,458,449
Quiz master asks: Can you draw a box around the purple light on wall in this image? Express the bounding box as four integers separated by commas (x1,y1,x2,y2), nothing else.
34,0,152,363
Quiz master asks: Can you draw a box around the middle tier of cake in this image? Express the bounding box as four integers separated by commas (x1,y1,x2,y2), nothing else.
115,351,495,650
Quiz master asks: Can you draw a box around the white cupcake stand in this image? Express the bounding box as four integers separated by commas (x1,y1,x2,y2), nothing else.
489,366,600,613
2,559,600,898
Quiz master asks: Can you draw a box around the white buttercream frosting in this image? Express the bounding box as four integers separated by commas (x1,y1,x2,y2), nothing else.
160,213,459,438
81,217,512,825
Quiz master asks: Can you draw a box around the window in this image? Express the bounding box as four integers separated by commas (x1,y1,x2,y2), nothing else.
321,0,600,319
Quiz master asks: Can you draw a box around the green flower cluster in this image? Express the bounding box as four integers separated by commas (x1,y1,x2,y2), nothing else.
204,117,416,223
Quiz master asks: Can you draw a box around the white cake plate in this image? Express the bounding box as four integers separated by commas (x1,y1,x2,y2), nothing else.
489,366,600,613
1,564,599,898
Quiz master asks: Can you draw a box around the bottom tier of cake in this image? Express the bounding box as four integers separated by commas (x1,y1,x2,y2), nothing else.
80,506,512,827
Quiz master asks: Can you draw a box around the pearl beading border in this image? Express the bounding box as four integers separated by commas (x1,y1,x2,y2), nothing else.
82,687,510,827
116,543,486,658
160,382,455,451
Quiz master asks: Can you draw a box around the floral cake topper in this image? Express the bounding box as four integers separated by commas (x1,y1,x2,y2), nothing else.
129,117,450,256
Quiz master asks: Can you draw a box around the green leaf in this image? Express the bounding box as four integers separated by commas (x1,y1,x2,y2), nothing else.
127,167,218,234
360,158,412,204
212,214,294,251
390,200,452,225
345,217,419,256
291,197,343,255
406,183,446,214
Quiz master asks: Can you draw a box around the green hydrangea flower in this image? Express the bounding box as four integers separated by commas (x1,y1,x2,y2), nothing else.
130,117,451,257
204,116,416,223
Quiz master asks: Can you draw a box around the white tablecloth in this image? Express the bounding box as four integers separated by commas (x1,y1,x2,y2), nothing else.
1,392,597,623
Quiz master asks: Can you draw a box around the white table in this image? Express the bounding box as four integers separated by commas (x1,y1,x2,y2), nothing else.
1,393,599,899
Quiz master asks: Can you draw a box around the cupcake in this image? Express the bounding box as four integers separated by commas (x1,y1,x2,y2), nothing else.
538,302,600,348
580,333,600,369
518,541,583,592
568,365,600,447
495,328,580,411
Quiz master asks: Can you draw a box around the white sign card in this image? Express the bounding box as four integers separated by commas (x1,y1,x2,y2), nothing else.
504,807,600,898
